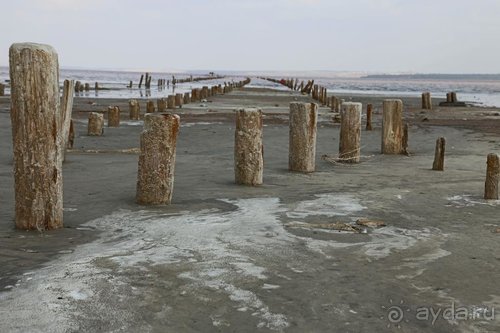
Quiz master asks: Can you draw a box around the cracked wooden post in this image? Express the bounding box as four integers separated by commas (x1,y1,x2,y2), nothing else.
108,106,120,127
339,102,362,163
88,112,104,135
9,42,63,230
422,92,432,110
146,100,155,113
60,79,74,162
183,92,190,104
234,109,263,185
175,93,183,108
136,113,180,205
157,98,167,112
129,99,140,120
366,103,373,130
289,102,318,172
432,137,446,171
167,95,176,109
382,99,403,154
484,154,499,200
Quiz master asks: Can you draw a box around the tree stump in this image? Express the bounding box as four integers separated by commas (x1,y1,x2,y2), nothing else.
382,99,403,154
484,154,499,200
167,95,176,109
146,100,155,113
60,79,74,162
432,137,446,171
339,102,362,163
136,113,180,205
108,106,120,127
183,92,190,104
88,112,104,136
129,99,140,120
366,103,373,130
175,93,183,108
9,42,63,230
157,98,167,112
235,109,263,185
422,92,432,110
289,103,318,172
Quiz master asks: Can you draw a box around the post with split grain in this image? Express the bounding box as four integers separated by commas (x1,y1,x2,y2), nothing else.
432,137,446,171
422,92,432,110
366,103,373,130
289,103,318,172
88,112,104,136
339,102,362,163
484,153,499,200
382,99,403,154
107,106,120,127
60,79,74,162
9,42,63,230
136,113,180,205
234,109,264,185
129,99,140,120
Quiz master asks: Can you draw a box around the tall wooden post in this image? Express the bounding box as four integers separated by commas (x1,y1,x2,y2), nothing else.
175,93,183,108
107,106,120,127
382,99,403,154
9,43,63,230
167,95,176,109
339,102,362,163
183,92,191,104
484,154,499,200
366,103,373,130
88,112,104,136
422,92,432,110
129,99,140,120
235,109,263,185
432,137,446,171
289,103,318,172
157,98,167,112
136,114,180,205
0,83,5,96
146,100,155,113
60,79,74,162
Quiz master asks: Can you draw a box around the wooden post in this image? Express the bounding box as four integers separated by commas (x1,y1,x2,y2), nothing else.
136,113,180,205
88,112,104,136
402,123,409,156
95,82,99,91
339,102,362,163
451,92,457,103
234,109,263,185
128,80,133,88
129,99,140,120
167,95,176,109
74,81,81,93
107,106,120,127
0,83,4,96
175,93,183,108
60,79,74,161
139,75,144,88
484,154,499,200
366,103,373,130
84,83,90,91
432,137,446,171
183,92,190,104
9,42,63,230
289,102,318,172
422,92,432,110
68,119,75,149
382,99,403,154
157,98,167,112
146,100,155,113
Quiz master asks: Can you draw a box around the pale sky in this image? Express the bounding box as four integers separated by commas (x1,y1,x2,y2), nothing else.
1,0,499,73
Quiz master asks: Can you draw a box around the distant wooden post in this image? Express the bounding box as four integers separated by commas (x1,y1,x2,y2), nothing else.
167,95,176,109
138,74,144,88
88,112,104,136
95,82,99,91
183,92,190,104
128,80,133,88
74,81,81,92
0,83,4,96
366,103,373,130
107,106,120,127
175,93,183,108
382,99,403,154
235,109,263,185
9,42,63,230
402,123,409,155
451,92,457,103
422,92,432,110
84,83,90,91
339,102,362,163
60,79,74,161
484,154,499,200
289,102,318,172
129,99,140,120
68,119,75,149
432,137,446,171
136,113,180,205
157,98,167,112
146,100,155,113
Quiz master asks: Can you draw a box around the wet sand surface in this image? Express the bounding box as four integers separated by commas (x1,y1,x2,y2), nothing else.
0,87,500,332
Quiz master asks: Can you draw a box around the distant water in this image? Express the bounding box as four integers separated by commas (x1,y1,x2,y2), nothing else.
2,67,500,107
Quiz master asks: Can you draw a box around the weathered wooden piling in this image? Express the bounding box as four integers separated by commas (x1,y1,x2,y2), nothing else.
157,98,167,112
9,42,63,230
485,153,499,200
95,82,99,91
167,95,176,109
107,106,120,127
60,79,74,161
175,93,183,108
382,99,404,154
88,112,104,136
183,92,190,104
289,103,318,172
366,103,373,130
129,99,140,120
146,100,155,113
0,83,4,96
234,109,263,185
139,75,144,88
136,113,180,205
68,119,75,149
339,102,362,163
422,92,432,110
84,83,90,91
432,137,446,171
74,81,81,92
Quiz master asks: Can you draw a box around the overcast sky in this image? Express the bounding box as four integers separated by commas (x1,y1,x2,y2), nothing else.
1,0,499,73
